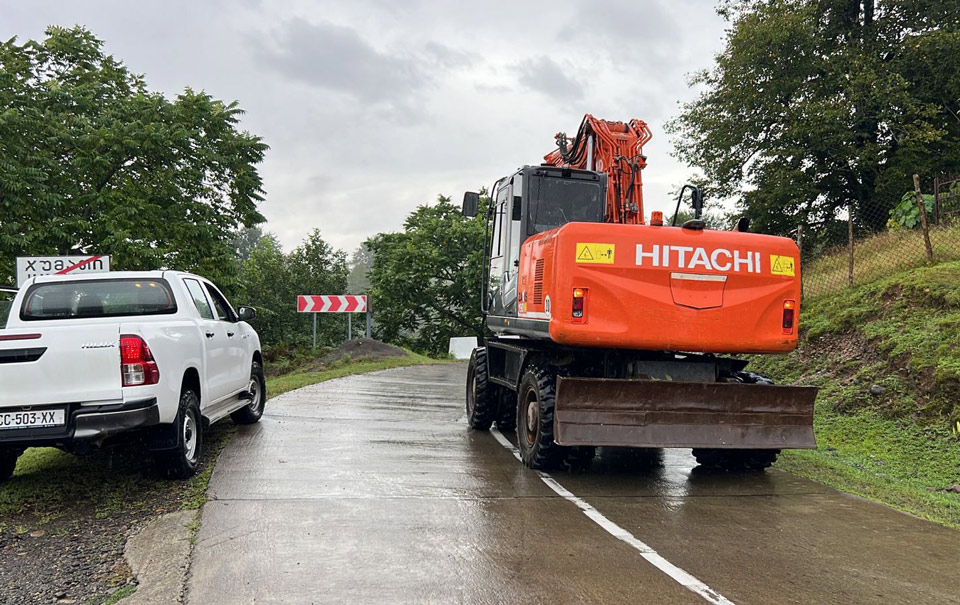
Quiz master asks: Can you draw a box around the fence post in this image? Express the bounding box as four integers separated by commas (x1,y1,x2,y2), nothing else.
934,176,941,225
796,224,804,300
913,174,934,261
847,204,854,288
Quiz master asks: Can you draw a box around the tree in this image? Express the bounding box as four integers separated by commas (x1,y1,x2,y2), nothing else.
668,1,960,246
0,26,267,287
367,195,487,356
238,230,348,347
346,244,373,294
233,226,279,262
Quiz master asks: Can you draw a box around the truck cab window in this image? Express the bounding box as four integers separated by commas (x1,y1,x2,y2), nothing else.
184,278,214,320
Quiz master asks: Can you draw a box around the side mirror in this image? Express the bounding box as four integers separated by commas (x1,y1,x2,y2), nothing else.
237,306,258,322
462,191,480,218
691,187,704,220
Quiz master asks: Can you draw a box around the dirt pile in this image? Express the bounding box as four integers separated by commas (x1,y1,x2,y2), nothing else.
320,338,409,365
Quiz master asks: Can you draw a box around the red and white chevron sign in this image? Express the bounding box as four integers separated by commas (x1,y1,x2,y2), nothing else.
297,295,367,313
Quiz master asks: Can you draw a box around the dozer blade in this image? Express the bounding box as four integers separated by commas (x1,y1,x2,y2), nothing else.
554,377,817,449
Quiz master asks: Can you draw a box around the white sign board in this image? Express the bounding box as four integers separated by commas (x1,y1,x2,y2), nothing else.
16,255,111,287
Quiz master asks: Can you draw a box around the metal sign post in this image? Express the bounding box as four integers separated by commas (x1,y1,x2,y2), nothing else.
312,314,318,349
366,304,372,339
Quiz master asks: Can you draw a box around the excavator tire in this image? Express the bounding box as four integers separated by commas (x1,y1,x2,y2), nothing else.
691,448,780,471
516,365,563,470
692,370,779,471
466,348,497,431
561,445,596,471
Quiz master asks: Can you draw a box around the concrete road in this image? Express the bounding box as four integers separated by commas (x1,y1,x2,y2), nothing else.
187,364,960,604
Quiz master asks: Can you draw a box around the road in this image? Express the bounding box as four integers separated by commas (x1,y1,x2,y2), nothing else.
187,364,960,604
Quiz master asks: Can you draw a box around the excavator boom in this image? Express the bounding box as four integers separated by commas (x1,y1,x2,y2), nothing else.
543,114,652,225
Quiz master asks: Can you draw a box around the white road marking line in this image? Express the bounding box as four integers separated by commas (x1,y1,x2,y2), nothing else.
490,427,735,605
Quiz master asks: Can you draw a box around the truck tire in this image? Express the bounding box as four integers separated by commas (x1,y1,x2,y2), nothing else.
232,361,267,425
158,389,203,479
516,365,562,469
466,348,498,430
692,448,780,471
0,447,23,482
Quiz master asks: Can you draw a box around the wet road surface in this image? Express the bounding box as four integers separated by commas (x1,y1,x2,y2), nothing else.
186,364,960,604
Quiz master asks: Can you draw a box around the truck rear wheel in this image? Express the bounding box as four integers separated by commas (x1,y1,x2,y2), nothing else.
692,448,779,471
0,447,23,482
158,389,203,479
466,348,498,431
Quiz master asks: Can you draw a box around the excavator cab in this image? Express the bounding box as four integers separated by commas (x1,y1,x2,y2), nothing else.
463,166,606,318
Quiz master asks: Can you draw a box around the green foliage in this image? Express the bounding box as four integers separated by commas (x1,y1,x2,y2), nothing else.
367,195,487,356
889,192,934,229
346,243,373,294
0,26,267,288
669,1,960,244
237,230,348,347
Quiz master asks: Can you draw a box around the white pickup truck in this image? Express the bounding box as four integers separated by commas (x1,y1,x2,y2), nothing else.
0,271,265,480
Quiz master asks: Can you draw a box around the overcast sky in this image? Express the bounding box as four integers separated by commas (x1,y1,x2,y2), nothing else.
2,0,729,255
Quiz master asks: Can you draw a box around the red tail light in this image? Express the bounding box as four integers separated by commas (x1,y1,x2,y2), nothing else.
120,334,160,386
782,300,796,334
572,288,587,323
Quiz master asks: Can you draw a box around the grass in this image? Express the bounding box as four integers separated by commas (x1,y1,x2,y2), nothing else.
748,260,960,528
266,351,440,397
100,585,137,605
804,224,960,298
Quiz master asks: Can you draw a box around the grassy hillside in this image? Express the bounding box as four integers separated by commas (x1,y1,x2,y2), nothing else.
803,225,960,298
750,259,960,528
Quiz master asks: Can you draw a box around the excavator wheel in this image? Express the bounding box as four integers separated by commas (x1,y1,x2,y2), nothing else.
466,347,498,431
516,364,562,469
691,448,780,471
692,370,780,471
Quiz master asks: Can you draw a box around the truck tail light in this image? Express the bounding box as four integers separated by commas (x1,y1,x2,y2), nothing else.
572,288,587,323
782,300,796,335
121,334,160,386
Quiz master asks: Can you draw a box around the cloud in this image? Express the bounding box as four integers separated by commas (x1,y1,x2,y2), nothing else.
512,56,584,101
254,18,428,105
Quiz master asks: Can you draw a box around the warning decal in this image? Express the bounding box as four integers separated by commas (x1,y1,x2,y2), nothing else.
770,255,796,276
576,243,615,264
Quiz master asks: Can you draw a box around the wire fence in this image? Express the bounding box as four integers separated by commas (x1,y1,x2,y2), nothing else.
798,175,960,299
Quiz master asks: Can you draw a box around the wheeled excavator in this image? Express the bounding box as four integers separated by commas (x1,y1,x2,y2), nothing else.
462,114,817,471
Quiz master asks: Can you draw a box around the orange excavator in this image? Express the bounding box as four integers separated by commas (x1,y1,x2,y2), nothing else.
462,114,817,471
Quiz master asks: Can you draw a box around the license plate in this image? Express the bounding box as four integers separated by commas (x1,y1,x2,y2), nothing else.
0,409,66,430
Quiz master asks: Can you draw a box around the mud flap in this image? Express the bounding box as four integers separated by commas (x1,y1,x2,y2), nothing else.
554,377,817,449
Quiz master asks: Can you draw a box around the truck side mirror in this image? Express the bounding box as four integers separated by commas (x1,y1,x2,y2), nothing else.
462,192,480,218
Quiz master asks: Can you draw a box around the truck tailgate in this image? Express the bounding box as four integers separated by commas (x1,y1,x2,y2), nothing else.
0,325,123,408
